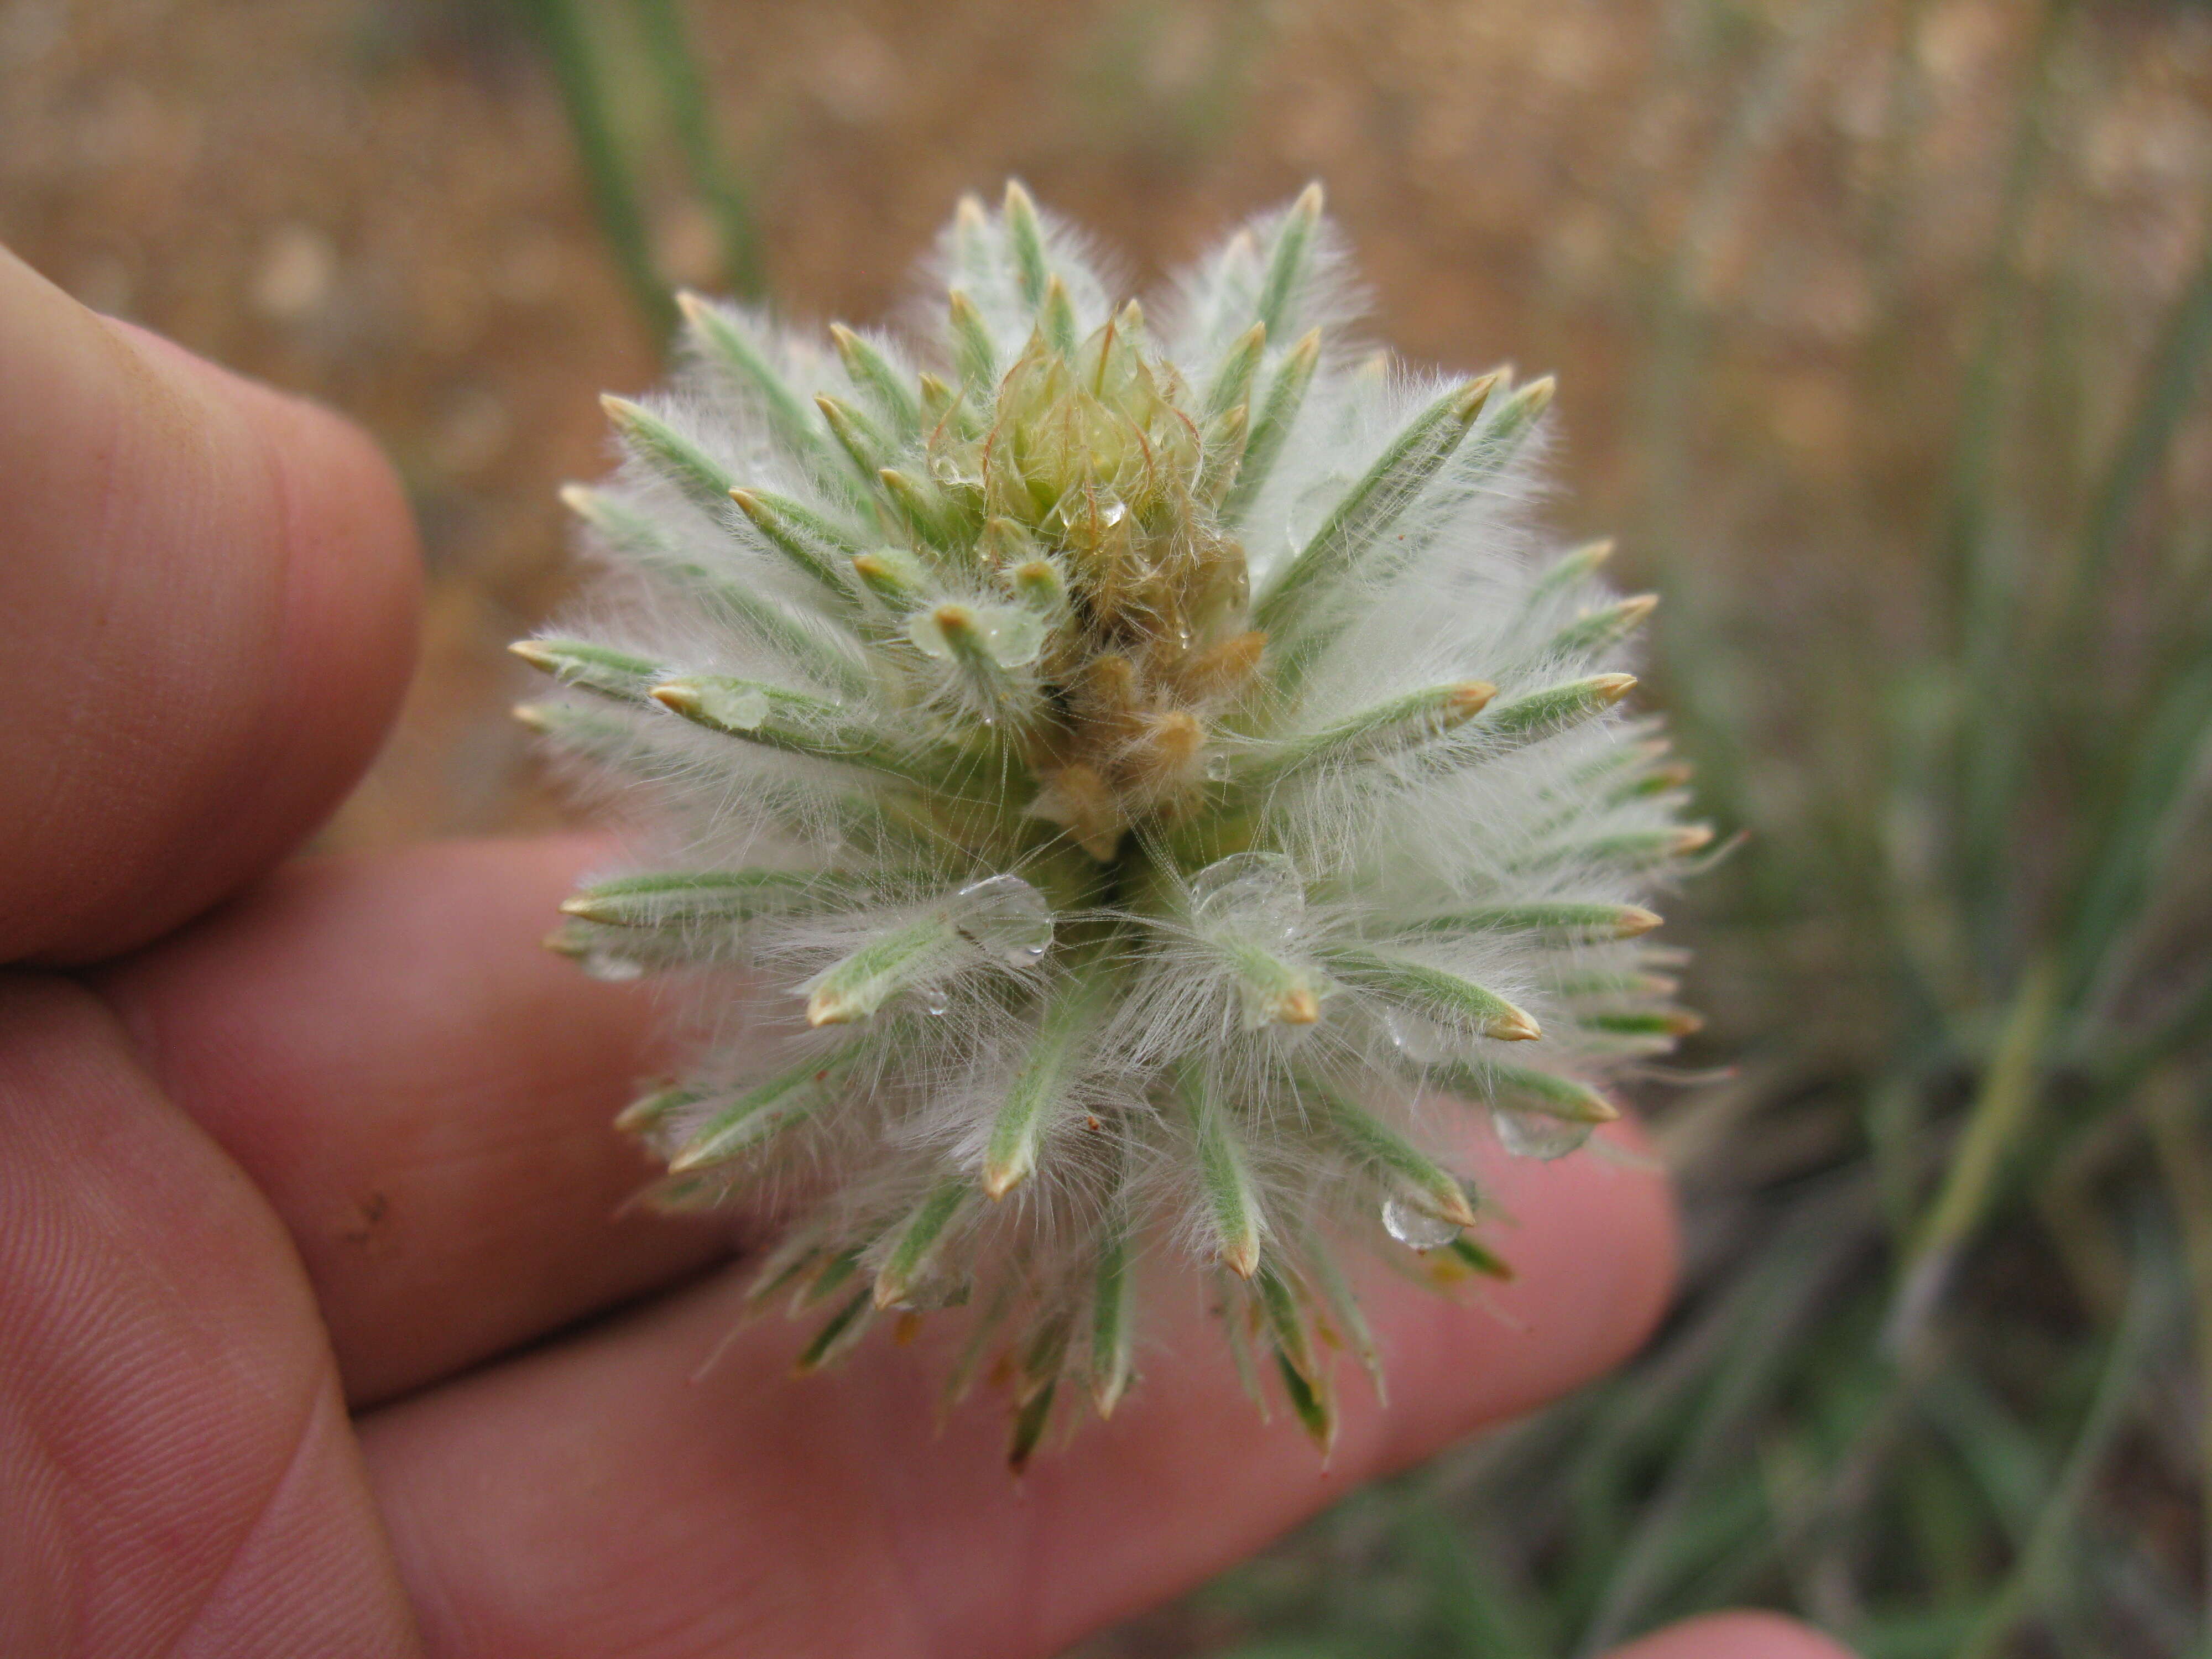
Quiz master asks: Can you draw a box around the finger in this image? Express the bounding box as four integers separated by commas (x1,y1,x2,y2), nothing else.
358,1122,1676,1659
94,836,733,1409
0,246,420,965
0,974,422,1659
1606,1611,1859,1658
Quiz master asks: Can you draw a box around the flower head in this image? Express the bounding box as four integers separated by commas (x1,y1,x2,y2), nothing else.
516,183,1703,1464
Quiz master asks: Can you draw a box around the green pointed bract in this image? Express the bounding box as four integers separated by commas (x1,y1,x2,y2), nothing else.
1254,182,1324,341
521,186,1699,1459
601,394,738,514
1302,1074,1480,1226
1191,1071,1265,1278
873,1182,972,1310
1255,373,1498,686
677,291,848,483
983,966,1114,1197
560,869,872,927
509,638,661,702
1089,1215,1137,1417
1223,327,1320,525
667,1052,852,1172
830,324,923,438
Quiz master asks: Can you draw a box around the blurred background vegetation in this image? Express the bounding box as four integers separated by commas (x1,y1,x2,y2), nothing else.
6,0,2210,1652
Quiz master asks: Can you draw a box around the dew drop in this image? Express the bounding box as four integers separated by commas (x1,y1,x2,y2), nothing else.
1383,1006,1454,1065
1381,1198,1461,1251
923,988,950,1016
1203,751,1234,783
580,950,648,983
1190,851,1305,943
1493,1109,1594,1161
949,873,1054,968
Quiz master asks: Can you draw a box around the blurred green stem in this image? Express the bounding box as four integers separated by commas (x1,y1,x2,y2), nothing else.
632,0,766,302
522,0,676,338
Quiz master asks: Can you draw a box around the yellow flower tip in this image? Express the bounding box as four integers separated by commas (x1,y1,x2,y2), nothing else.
805,987,865,1028
1287,327,1322,368
1117,296,1145,332
1516,375,1558,415
947,288,981,325
1293,180,1326,220
1671,824,1717,856
1581,536,1617,568
1275,985,1322,1026
1003,177,1037,217
509,702,550,732
1092,1380,1126,1420
1617,593,1661,625
1491,1005,1543,1043
981,1160,1027,1201
1584,1092,1624,1123
599,392,640,425
1222,1238,1261,1279
1591,673,1640,707
557,482,597,517
541,927,587,958
674,289,709,326
1616,905,1664,939
1451,372,1500,423
1446,681,1498,722
507,639,557,670
555,895,603,920
1664,1010,1707,1037
648,682,702,716
954,193,987,230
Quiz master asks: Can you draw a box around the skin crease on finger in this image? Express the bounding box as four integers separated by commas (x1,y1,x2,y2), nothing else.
356,1115,1679,1659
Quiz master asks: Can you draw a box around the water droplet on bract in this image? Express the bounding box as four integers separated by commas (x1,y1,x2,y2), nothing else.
1203,752,1234,783
710,685,771,731
891,1261,971,1311
1190,851,1305,943
1100,499,1128,527
1493,1109,1594,1161
979,606,1045,668
949,873,1053,968
923,988,950,1016
581,950,647,983
1383,1006,1453,1065
1382,1197,1461,1251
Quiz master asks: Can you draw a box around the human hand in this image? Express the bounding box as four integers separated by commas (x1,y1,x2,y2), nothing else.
0,246,1852,1659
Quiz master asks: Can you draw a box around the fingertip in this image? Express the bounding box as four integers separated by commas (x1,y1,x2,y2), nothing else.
0,249,422,963
1605,1609,1860,1659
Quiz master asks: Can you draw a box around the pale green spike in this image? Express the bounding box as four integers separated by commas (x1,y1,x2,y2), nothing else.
561,486,868,691
982,964,1115,1197
815,393,898,480
1003,179,1051,307
1427,1057,1620,1124
601,395,737,514
614,1084,697,1136
1214,935,1330,1030
1317,946,1540,1043
1206,322,1267,423
1523,536,1615,608
1222,327,1321,525
795,1245,866,1310
851,546,933,608
1304,1234,1385,1401
1008,556,1069,616
1462,673,1638,752
1189,1070,1264,1278
873,1182,972,1309
1238,679,1496,786
800,910,961,1027
675,292,847,482
1405,902,1663,942
947,289,997,394
829,322,922,437
1252,1262,1319,1384
728,487,868,597
508,638,660,702
1254,182,1324,341
559,869,875,927
1300,1076,1479,1227
1543,594,1658,660
1578,1008,1703,1039
794,1287,876,1373
649,674,949,788
1275,1347,1336,1454
510,700,660,769
1039,274,1080,360
1089,1217,1136,1417
1197,403,1249,509
1255,374,1499,672
1516,824,1714,873
667,1052,852,1172
1007,1371,1058,1473
877,468,964,552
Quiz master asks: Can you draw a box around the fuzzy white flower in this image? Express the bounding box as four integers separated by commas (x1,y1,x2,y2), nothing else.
515,183,1704,1464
